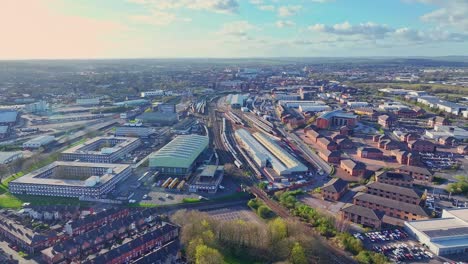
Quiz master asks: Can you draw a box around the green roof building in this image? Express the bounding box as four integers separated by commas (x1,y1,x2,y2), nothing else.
149,134,209,176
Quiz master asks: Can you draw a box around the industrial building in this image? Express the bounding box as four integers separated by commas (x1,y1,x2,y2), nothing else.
405,208,468,256
235,129,307,178
114,125,156,138
136,112,178,126
149,134,209,176
24,100,49,113
113,99,150,107
425,125,468,140
226,94,246,108
0,110,18,125
61,137,141,163
9,161,132,198
253,132,308,174
140,90,165,97
22,135,55,149
76,98,100,105
0,125,9,138
0,151,23,165
188,165,224,193
171,118,197,135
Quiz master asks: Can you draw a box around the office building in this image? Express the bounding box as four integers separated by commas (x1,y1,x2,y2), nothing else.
61,137,141,163
9,161,132,198
188,165,224,194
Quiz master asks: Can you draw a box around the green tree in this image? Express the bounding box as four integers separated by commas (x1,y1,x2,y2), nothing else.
257,205,272,219
269,218,288,243
290,242,307,264
195,244,224,264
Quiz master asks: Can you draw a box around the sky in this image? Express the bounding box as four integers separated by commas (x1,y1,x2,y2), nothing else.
1,0,468,59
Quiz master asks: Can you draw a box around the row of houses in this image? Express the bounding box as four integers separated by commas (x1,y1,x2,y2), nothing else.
340,171,429,229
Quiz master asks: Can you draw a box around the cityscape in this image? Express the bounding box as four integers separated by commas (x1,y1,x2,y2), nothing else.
1,1,468,264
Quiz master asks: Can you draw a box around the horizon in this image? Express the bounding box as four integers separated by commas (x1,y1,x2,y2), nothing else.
2,0,468,59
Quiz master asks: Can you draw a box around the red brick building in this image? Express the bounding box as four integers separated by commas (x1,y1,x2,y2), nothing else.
378,139,400,150
393,150,420,166
378,115,397,129
321,178,348,201
318,149,341,163
353,192,428,221
317,137,338,151
428,116,449,128
365,182,421,205
375,171,413,187
336,138,354,149
457,145,468,155
357,147,383,159
316,110,357,129
340,203,383,229
340,159,366,177
438,136,458,146
399,132,419,143
408,139,436,153
396,108,418,118
306,129,322,143
396,165,433,182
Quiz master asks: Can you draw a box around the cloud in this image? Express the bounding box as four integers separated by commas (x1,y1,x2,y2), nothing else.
130,11,191,26
219,21,258,40
407,0,468,32
259,5,275,11
276,20,295,28
309,21,392,38
278,5,302,17
128,0,240,14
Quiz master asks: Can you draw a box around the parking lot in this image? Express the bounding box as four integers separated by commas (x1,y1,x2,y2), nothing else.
420,152,462,171
355,229,438,263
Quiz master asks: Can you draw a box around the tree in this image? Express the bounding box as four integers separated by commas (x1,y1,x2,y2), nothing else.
269,218,288,244
290,242,307,264
195,244,223,264
257,205,273,219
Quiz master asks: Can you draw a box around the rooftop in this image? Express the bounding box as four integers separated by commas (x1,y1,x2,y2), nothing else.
318,109,356,120
354,192,428,217
322,178,347,193
0,151,22,164
62,136,139,155
0,110,18,123
149,134,209,169
341,203,384,221
366,182,420,199
11,161,130,187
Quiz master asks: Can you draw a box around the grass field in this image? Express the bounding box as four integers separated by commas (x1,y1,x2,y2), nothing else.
0,193,89,209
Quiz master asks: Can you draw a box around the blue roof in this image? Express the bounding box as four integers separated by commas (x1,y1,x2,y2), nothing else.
0,111,18,123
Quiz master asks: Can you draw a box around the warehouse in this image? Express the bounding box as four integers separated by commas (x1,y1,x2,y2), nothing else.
0,151,23,165
114,126,156,138
227,94,246,108
253,132,308,174
136,112,178,126
61,137,141,163
235,129,306,178
148,134,209,176
405,208,468,256
22,135,55,149
188,165,224,193
9,161,132,198
0,110,18,125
